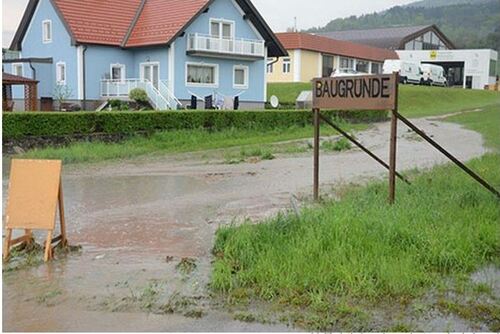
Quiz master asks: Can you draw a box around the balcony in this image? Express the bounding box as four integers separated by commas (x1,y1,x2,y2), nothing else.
187,33,265,60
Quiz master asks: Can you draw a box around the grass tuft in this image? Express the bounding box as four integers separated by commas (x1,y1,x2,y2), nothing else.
321,138,352,152
175,258,197,275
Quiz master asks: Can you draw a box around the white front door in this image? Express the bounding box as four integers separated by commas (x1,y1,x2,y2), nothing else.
141,63,159,89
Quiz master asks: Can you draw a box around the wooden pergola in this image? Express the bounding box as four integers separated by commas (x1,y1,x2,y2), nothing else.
2,73,39,111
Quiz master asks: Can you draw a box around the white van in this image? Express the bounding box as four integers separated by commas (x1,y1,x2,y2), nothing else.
383,60,423,84
420,64,448,87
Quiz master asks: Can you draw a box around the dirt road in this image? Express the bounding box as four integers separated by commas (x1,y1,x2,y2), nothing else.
2,117,489,331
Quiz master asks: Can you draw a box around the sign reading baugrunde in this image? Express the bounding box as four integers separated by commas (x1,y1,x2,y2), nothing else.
313,73,398,111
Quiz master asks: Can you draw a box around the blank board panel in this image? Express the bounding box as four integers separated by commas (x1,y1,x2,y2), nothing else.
5,159,62,230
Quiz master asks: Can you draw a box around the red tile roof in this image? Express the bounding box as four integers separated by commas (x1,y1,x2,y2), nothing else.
125,0,210,47
276,32,398,62
2,73,39,84
53,0,143,46
11,0,287,56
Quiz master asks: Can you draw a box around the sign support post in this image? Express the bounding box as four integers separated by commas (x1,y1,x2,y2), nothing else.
312,73,399,203
388,110,398,204
313,108,320,201
388,76,399,204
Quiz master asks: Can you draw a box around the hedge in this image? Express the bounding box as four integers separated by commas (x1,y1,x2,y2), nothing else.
2,110,388,140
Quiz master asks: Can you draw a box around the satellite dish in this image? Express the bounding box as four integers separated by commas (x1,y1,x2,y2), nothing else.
270,95,279,108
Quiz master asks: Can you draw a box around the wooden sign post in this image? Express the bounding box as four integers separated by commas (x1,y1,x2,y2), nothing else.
312,73,399,203
388,80,400,204
4,159,67,262
311,72,500,205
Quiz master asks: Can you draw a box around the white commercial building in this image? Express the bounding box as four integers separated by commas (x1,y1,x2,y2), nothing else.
397,49,498,90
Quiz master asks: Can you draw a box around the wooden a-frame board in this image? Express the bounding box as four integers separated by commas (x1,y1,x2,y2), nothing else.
4,159,67,262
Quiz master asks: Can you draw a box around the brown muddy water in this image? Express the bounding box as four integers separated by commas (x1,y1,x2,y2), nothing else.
2,117,495,331
2,158,297,331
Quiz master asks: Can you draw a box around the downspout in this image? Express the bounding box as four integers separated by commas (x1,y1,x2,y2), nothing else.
267,57,279,67
82,45,88,110
28,60,36,80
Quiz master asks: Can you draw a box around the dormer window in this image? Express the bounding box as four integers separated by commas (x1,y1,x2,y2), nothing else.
42,20,52,43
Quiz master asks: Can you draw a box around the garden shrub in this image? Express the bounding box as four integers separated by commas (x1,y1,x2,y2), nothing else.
2,110,388,140
129,88,149,105
108,99,130,111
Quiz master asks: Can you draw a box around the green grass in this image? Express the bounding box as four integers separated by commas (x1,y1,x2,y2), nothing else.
17,86,500,165
224,147,276,164
446,104,500,151
211,107,500,328
267,82,312,104
212,154,500,302
268,83,500,118
20,122,363,164
321,137,352,152
398,85,500,118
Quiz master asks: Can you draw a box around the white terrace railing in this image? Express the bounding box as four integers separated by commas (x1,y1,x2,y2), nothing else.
187,33,265,58
159,80,182,110
100,79,180,110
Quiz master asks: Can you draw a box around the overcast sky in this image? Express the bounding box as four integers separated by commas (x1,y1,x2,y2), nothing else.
2,0,415,48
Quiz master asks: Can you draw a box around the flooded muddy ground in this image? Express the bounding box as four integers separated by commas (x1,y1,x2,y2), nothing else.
2,117,495,331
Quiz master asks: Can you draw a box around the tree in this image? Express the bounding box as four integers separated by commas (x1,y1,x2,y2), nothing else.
53,84,73,111
306,1,499,51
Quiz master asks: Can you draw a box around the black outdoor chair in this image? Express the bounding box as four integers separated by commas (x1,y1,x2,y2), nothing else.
190,95,197,110
204,95,215,110
233,96,239,110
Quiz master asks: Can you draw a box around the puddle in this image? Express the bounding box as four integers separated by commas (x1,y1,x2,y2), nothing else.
2,118,490,331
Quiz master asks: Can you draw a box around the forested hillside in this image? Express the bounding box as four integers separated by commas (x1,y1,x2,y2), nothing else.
307,0,500,50
403,0,492,8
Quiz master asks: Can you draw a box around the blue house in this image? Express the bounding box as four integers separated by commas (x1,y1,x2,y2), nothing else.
7,0,287,110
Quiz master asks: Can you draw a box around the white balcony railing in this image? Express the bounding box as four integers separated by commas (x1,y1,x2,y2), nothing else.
100,79,141,98
187,33,265,58
100,79,179,111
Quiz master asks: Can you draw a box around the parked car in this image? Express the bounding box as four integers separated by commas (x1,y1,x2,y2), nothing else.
331,68,365,77
421,64,448,87
383,60,423,85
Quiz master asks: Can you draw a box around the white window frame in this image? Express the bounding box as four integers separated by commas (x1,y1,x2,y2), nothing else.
282,57,291,73
267,63,273,73
56,61,66,85
371,62,382,74
209,18,235,40
267,58,274,73
233,65,249,89
110,63,126,82
139,61,160,87
355,60,369,73
12,63,23,77
339,57,355,70
42,20,52,44
185,62,219,88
